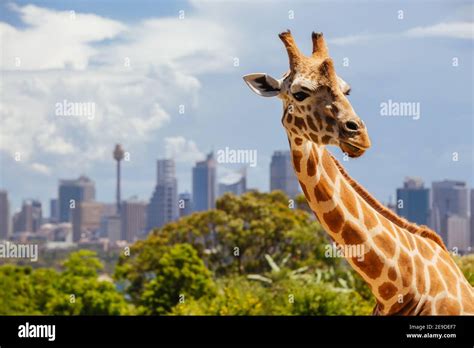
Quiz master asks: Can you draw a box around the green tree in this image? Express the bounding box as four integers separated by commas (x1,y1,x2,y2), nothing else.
116,191,374,314
0,265,43,315
118,191,332,280
46,250,131,315
172,277,267,315
454,254,474,286
137,244,215,314
0,250,131,315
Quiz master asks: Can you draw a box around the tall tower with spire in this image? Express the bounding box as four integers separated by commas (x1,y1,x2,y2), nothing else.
113,144,125,215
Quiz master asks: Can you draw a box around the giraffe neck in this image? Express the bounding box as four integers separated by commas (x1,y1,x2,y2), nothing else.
286,133,474,315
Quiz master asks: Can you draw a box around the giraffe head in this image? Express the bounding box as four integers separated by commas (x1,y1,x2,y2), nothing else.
243,31,371,157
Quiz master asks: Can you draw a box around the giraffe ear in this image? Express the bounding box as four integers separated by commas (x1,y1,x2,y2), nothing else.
337,76,351,95
243,73,281,97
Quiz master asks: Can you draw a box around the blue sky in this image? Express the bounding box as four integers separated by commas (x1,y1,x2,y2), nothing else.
0,0,472,215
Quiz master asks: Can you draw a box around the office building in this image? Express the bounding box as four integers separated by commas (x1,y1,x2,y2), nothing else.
13,199,42,233
50,198,59,223
121,198,147,242
178,192,193,218
431,180,469,244
101,215,121,243
71,201,104,242
192,152,217,211
58,176,95,222
0,190,10,240
270,150,300,198
447,215,470,252
147,159,178,230
396,177,430,226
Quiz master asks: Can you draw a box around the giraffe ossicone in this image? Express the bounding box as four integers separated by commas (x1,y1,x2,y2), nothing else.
243,30,474,315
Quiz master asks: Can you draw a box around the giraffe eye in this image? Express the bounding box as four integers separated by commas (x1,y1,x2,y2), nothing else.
292,91,310,101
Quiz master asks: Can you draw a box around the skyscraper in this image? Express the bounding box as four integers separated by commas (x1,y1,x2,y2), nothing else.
101,215,121,243
178,192,193,218
192,152,217,212
58,176,95,222
218,168,247,197
396,177,430,226
71,201,104,242
431,180,469,245
270,150,300,198
447,215,470,252
13,199,42,233
50,198,59,223
121,198,147,242
147,159,178,230
0,190,10,240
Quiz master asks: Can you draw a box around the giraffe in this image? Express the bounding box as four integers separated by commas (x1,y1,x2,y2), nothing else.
243,30,474,315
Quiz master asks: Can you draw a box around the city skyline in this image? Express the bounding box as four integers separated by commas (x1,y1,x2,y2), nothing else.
1,143,473,251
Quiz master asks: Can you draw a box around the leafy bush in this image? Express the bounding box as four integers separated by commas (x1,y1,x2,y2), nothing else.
138,244,215,315
0,250,130,315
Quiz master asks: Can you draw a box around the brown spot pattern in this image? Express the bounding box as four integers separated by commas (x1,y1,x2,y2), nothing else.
341,221,366,245
352,249,384,280
299,181,311,201
414,256,426,294
373,234,396,258
427,265,443,297
321,149,338,181
294,116,307,130
381,218,396,237
322,205,344,233
388,267,397,281
309,133,319,143
307,117,318,131
391,293,417,315
435,297,461,315
437,261,458,297
307,151,316,176
321,135,331,144
294,137,303,146
378,282,398,301
292,150,302,173
398,251,413,287
314,180,333,202
340,182,359,219
416,238,435,260
363,206,378,230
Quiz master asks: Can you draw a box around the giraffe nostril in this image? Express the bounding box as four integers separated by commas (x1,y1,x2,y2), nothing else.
345,120,359,132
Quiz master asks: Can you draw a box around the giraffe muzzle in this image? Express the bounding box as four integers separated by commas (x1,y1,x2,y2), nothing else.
340,133,371,158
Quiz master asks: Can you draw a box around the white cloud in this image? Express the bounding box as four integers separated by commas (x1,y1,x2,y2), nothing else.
30,162,51,175
164,136,204,163
329,33,385,46
219,167,244,185
0,3,235,172
96,18,234,75
0,4,126,70
404,21,474,40
329,21,473,45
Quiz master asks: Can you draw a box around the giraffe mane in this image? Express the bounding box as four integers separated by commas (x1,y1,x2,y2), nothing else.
329,153,448,251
